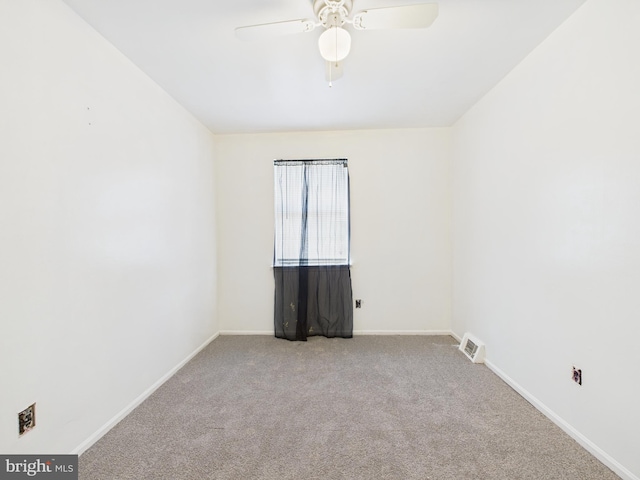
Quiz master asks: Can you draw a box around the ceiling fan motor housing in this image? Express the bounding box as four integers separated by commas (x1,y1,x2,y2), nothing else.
314,0,353,28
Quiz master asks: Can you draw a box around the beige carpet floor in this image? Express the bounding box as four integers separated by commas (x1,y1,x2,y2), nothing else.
80,335,619,479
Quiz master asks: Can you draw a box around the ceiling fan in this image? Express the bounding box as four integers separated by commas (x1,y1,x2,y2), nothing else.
235,0,438,84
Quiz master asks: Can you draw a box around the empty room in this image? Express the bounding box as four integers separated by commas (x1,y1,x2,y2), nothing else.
1,0,639,479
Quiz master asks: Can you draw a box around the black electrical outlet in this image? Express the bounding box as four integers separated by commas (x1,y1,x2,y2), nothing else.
572,367,582,386
18,403,36,436
355,299,362,308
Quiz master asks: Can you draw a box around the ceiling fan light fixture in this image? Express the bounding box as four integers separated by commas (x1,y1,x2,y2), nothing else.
318,27,351,62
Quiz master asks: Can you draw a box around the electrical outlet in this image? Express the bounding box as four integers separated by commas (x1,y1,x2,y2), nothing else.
18,403,36,436
572,366,582,386
355,299,362,308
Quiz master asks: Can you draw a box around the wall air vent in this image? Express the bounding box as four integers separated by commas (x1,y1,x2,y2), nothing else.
459,333,485,363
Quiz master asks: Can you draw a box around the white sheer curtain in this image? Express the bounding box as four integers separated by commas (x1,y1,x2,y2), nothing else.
274,160,349,266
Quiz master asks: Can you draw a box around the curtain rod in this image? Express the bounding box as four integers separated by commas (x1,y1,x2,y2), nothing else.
274,159,347,166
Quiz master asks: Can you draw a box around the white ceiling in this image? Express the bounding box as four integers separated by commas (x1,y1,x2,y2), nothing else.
61,0,585,134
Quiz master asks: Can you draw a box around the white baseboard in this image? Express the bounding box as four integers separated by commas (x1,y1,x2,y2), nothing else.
219,330,273,335
485,359,638,480
354,329,454,336
220,330,456,337
449,330,462,343
73,331,219,456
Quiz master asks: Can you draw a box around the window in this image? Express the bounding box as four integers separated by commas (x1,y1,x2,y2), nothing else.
274,159,350,267
273,158,353,340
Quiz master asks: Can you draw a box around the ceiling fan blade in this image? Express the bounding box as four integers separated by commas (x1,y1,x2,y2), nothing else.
235,19,316,41
353,3,439,30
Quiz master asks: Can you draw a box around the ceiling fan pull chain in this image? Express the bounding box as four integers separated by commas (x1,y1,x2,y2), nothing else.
329,61,333,88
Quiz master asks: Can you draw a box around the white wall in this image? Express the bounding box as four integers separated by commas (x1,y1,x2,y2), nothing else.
0,0,218,454
5,0,636,476
215,129,451,334
451,0,640,478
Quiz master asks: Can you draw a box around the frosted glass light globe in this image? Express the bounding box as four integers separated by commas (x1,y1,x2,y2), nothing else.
318,27,351,62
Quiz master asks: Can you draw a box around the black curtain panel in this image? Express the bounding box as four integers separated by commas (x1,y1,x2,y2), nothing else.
273,159,353,341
